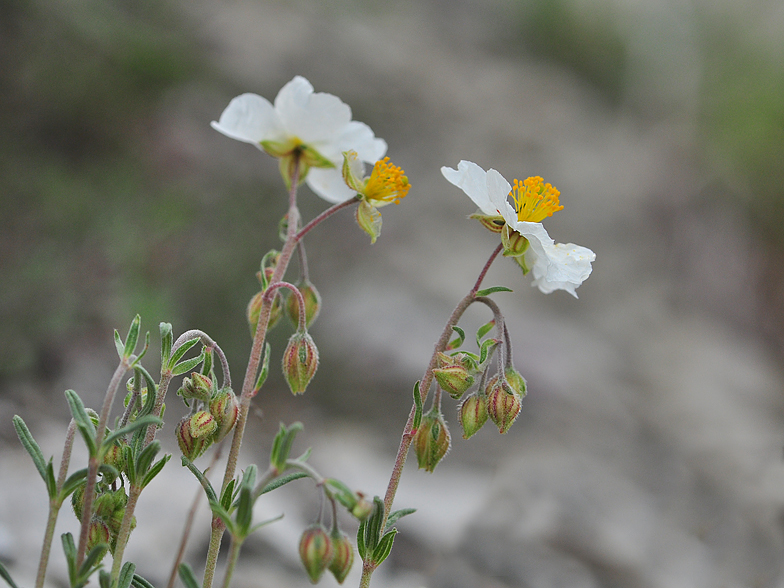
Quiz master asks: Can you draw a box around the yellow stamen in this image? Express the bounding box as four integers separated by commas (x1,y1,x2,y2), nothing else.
510,176,563,223
364,157,410,205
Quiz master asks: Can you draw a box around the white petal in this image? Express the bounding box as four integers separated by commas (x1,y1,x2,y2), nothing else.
306,167,357,203
334,121,387,163
441,160,498,215
530,239,595,298
275,76,351,143
485,168,515,221
210,93,281,145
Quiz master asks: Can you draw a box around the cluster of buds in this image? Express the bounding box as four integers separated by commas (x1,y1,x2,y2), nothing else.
176,373,239,461
72,486,134,555
432,352,476,399
298,525,354,584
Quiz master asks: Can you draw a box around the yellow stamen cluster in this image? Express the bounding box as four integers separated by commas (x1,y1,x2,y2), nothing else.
364,157,410,205
510,176,563,223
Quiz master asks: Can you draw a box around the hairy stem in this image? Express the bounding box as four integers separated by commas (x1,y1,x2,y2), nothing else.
110,485,142,581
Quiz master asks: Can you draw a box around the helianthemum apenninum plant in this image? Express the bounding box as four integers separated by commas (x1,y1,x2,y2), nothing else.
4,76,593,588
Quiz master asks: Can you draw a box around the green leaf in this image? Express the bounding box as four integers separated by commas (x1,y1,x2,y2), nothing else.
62,532,77,583
178,564,199,588
324,478,357,510
141,454,171,489
248,513,284,535
363,497,384,556
134,440,161,478
384,508,416,532
0,561,19,588
253,342,272,392
79,543,109,583
102,416,162,450
168,337,200,370
207,500,236,535
356,520,367,561
123,315,142,360
235,484,253,537
256,471,307,498
171,349,206,377
446,326,466,351
131,331,151,367
476,319,496,347
114,330,125,360
130,575,156,588
12,415,48,485
269,422,303,472
98,570,111,588
59,469,89,502
160,323,173,368
117,563,137,588
65,390,97,457
478,337,501,366
181,458,218,504
412,381,423,430
133,365,158,417
45,460,57,501
475,285,513,297
220,479,236,512
371,529,397,566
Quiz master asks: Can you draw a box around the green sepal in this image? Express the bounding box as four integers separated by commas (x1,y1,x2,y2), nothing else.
475,320,496,346
412,381,423,430
371,529,397,566
181,458,218,504
253,342,272,393
514,252,531,275
122,315,142,361
0,561,19,588
160,323,173,368
200,348,213,379
384,508,416,533
475,286,513,297
177,563,200,588
259,250,280,290
446,326,466,351
12,415,49,488
130,574,157,588
256,471,308,498
355,200,382,244
117,562,137,588
65,390,97,457
168,337,200,370
269,422,303,473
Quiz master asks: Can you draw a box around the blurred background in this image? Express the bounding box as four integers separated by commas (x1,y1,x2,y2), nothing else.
2,0,784,586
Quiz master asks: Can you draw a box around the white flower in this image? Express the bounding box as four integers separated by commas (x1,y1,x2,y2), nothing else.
211,76,387,203
441,160,595,297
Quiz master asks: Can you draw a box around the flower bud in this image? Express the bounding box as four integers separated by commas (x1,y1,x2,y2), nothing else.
350,493,374,520
209,387,239,442
433,363,474,399
176,415,214,461
486,378,522,434
72,484,85,521
458,392,488,439
328,529,354,584
179,373,213,402
299,524,334,583
503,367,527,397
286,280,322,329
102,440,127,474
282,331,319,395
414,410,451,472
247,289,283,338
87,519,111,553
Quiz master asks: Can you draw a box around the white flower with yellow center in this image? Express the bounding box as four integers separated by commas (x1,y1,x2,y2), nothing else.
211,76,387,202
441,160,595,297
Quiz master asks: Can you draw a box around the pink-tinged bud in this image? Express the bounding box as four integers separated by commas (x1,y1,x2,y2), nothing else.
351,493,373,520
282,331,319,395
209,387,239,442
176,415,213,461
299,524,334,583
72,485,85,521
87,519,111,553
486,378,522,434
414,410,451,472
328,530,354,584
102,440,127,473
286,280,322,329
190,410,218,438
247,290,283,338
458,392,488,439
504,367,527,397
433,364,474,399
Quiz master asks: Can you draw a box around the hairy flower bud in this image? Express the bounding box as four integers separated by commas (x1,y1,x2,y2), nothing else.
209,387,239,442
179,373,213,402
176,414,214,461
433,363,474,399
504,367,527,397
282,331,319,395
299,524,334,583
458,392,488,439
486,378,522,434
87,519,111,553
350,493,373,520
328,529,354,584
247,288,283,338
414,410,451,472
102,440,126,474
286,280,322,329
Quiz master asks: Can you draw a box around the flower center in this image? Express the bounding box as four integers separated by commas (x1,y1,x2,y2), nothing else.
510,177,563,223
364,157,410,205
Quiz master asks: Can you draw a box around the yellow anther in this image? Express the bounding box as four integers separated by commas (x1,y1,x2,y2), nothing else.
510,176,563,223
364,157,410,205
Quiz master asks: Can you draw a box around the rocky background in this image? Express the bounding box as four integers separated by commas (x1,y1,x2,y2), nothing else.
2,0,784,587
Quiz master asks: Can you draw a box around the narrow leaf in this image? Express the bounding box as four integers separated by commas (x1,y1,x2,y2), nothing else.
253,342,272,393
220,479,236,512
412,381,423,430
114,329,124,360
123,315,142,360
324,478,356,510
384,508,416,532
61,532,77,583
59,469,89,501
475,285,513,297
236,485,253,537
371,529,397,566
117,563,137,588
256,471,308,498
181,458,218,504
102,415,162,449
446,325,466,351
170,350,206,377
65,390,97,457
141,455,170,489
207,500,236,535
475,320,496,347
160,323,173,367
45,460,57,500
133,365,158,417
12,415,48,483
0,562,19,588
248,513,284,535
168,337,200,369
130,331,151,367
356,520,367,561
177,564,199,588
98,570,111,588
79,543,109,580
269,422,303,472
134,440,161,477
131,575,156,588
364,497,384,555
